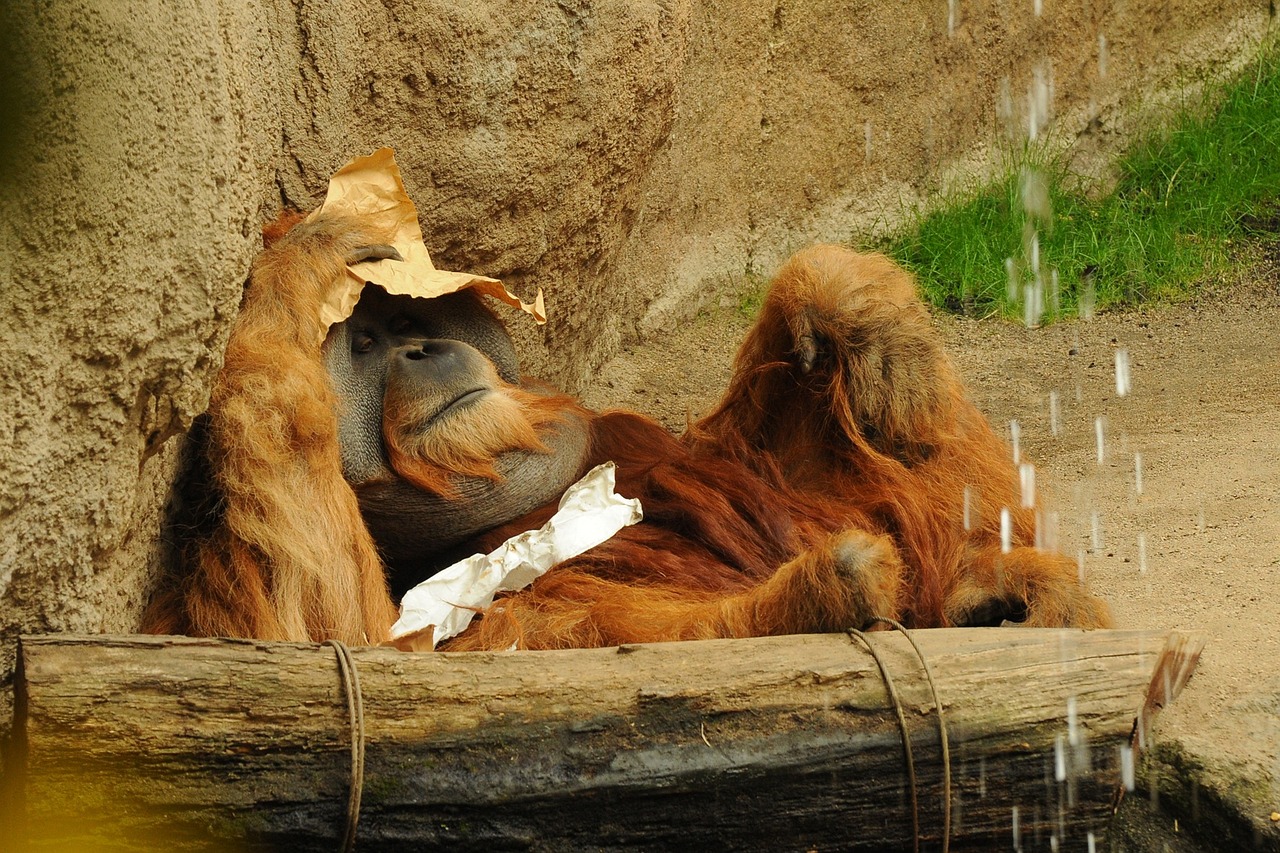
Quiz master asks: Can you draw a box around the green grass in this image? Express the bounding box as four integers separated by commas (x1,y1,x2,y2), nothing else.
880,39,1280,320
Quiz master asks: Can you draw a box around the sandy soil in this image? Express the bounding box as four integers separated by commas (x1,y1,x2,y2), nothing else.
580,243,1280,849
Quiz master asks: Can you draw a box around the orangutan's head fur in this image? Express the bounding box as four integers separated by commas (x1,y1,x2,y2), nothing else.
769,246,959,462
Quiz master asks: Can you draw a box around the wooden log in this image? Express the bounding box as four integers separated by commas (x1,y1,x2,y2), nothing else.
8,629,1201,852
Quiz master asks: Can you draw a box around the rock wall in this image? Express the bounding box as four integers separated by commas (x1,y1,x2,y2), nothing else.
0,0,1269,770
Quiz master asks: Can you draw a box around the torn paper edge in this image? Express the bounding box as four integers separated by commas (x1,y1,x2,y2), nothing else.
305,148,546,341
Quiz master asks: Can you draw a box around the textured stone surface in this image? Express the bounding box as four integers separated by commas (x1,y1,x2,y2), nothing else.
0,0,1268,773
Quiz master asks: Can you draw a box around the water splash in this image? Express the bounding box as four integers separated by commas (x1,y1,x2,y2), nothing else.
1115,349,1131,396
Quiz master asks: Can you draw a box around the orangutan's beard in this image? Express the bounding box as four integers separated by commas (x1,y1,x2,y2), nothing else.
382,379,572,499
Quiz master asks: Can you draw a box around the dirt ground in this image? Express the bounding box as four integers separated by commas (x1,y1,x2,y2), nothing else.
580,242,1280,850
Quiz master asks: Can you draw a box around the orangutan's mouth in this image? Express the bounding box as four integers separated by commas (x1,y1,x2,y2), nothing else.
434,388,489,420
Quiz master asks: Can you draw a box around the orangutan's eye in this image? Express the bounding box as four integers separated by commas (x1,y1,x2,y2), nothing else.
353,335,375,355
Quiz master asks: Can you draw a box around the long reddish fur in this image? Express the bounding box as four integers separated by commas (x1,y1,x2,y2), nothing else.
143,216,399,643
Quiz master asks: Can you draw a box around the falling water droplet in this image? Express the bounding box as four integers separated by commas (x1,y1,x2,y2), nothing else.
1077,549,1086,584
1021,167,1051,220
1090,512,1104,553
1006,257,1019,302
1196,506,1206,532
1098,34,1108,79
1072,735,1091,803
1020,463,1036,508
1027,63,1051,140
1120,745,1135,791
948,0,957,35
1012,805,1021,849
1115,349,1131,396
1034,0,1042,15
1138,533,1148,573
1094,416,1106,464
997,77,1014,136
1049,268,1060,316
963,485,974,531
1134,451,1144,494
979,757,988,797
1024,279,1044,328
1067,695,1080,745
1010,419,1022,464
1049,390,1061,437
1027,83,1040,141
1037,510,1059,552
1001,508,1013,553
1079,274,1096,319
1054,733,1067,781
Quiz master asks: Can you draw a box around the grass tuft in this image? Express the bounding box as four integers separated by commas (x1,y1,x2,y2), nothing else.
879,39,1280,320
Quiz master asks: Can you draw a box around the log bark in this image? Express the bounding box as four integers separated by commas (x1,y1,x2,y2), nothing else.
8,629,1201,852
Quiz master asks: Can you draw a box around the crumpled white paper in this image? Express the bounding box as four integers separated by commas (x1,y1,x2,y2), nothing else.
389,462,643,650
